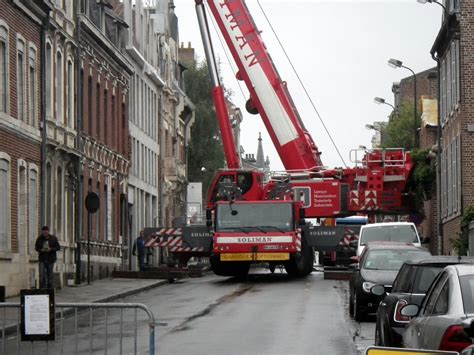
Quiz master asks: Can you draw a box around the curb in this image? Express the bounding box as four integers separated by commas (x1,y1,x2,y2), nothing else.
0,279,169,336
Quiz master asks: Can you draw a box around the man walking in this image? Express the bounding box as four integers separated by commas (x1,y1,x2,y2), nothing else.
35,226,61,289
132,230,145,271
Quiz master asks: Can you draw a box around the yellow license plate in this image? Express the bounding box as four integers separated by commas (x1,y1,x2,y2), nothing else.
220,253,290,261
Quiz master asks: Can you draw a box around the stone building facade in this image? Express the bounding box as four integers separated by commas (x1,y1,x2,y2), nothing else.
43,0,78,288
121,0,164,268
158,2,194,228
77,0,133,280
0,0,51,296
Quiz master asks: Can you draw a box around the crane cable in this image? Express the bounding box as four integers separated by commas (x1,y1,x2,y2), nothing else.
256,0,348,168
205,2,248,103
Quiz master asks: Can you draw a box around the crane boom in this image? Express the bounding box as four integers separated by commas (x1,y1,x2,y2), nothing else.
196,1,241,169
199,0,323,171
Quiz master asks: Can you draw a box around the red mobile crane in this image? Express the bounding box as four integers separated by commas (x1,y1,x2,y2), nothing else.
145,0,413,277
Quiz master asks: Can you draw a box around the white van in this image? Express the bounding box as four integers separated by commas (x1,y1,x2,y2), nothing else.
357,222,421,256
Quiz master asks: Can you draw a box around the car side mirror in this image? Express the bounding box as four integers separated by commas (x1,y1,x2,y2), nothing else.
400,304,419,318
462,318,474,338
370,285,386,297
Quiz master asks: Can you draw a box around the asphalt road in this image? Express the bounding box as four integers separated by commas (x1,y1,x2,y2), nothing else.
2,269,378,354
136,269,374,354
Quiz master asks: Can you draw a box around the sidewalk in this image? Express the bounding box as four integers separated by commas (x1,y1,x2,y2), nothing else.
1,277,169,336
6,277,169,304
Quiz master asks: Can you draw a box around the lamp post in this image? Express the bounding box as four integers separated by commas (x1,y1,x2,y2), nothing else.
388,58,418,148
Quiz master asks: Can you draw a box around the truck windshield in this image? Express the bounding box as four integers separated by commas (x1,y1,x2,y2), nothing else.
360,225,418,245
216,203,293,232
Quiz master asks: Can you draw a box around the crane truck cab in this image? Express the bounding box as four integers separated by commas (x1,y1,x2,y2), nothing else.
209,199,313,277
356,222,421,257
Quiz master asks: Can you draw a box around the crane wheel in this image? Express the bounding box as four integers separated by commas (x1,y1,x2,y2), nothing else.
285,239,314,278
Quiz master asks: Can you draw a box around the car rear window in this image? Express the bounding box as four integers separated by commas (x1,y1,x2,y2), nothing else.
363,249,430,271
413,266,444,294
460,275,474,314
360,225,418,245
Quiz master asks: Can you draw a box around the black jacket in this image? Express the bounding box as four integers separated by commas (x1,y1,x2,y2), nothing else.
35,234,60,263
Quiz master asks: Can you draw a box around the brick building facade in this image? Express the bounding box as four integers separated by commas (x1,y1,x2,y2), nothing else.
77,0,133,281
0,0,50,296
431,0,471,255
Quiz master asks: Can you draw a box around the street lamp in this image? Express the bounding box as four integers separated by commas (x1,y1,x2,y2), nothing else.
417,0,449,13
388,58,418,148
374,97,396,110
366,123,384,148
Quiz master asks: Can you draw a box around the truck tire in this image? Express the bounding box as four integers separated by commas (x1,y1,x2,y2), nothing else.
210,255,250,277
285,239,314,277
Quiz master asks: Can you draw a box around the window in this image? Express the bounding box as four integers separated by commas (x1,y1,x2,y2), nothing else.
432,281,449,314
104,89,108,144
46,43,52,117
56,167,63,237
17,39,26,121
111,188,115,241
46,163,52,228
440,39,460,126
96,83,101,140
392,265,415,293
104,183,108,241
0,25,8,113
112,94,116,148
18,164,27,255
96,181,100,239
56,51,64,123
28,168,38,255
441,135,461,220
413,266,443,294
67,60,74,128
88,76,93,134
423,272,449,315
0,158,9,252
28,47,37,126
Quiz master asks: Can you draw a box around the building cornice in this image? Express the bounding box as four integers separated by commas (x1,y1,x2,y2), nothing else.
78,15,134,75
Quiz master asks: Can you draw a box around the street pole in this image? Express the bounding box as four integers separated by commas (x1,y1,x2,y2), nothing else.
87,211,91,285
413,73,418,149
402,65,418,149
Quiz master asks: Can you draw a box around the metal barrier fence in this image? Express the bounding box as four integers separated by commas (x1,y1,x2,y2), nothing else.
1,302,156,355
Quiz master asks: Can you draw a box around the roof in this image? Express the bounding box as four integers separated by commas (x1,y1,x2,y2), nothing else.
361,222,415,228
365,242,428,252
403,256,474,266
448,264,474,277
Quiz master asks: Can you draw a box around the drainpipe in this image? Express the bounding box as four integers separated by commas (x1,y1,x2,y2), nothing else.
75,15,84,284
158,93,163,227
431,50,443,256
40,12,51,227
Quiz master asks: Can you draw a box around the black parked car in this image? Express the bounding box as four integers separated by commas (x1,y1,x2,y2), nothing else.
373,256,474,347
349,242,430,321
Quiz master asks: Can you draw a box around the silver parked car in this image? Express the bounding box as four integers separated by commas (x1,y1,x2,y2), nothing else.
402,264,474,353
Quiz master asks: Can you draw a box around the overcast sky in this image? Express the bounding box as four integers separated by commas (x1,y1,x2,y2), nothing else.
173,0,442,171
